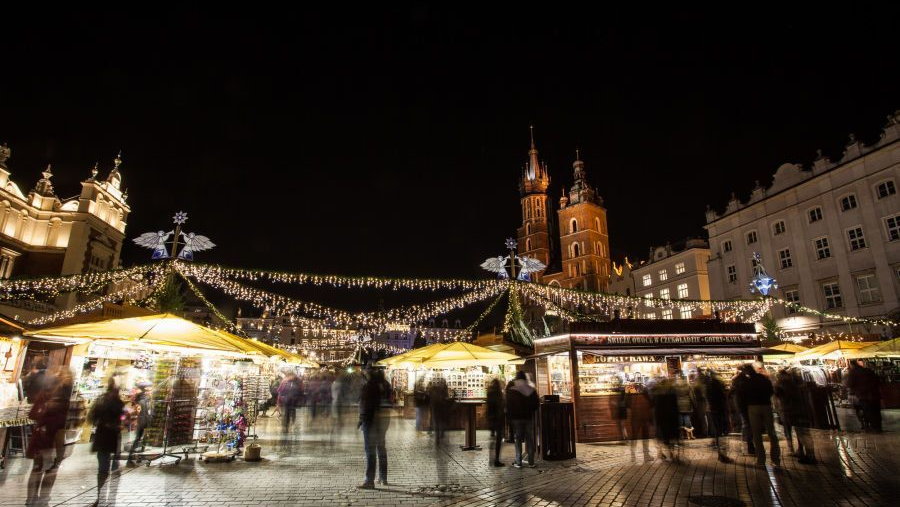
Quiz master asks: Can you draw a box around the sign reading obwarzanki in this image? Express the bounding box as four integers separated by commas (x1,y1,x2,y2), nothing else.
572,334,757,347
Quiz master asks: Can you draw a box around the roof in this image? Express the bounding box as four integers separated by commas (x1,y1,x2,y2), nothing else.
569,318,756,335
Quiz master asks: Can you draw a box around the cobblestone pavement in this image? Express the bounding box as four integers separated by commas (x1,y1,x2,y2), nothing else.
0,408,898,506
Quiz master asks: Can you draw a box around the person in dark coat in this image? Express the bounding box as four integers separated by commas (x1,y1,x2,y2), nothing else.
428,377,450,446
628,385,652,462
703,370,732,463
730,364,755,455
773,369,797,453
738,363,780,467
506,371,539,468
846,359,882,432
357,368,392,489
25,367,66,506
650,376,680,462
126,383,152,466
89,379,125,506
486,378,506,467
22,357,50,404
607,377,629,441
276,371,302,433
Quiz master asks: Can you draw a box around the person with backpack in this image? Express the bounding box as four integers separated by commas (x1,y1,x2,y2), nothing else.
506,371,539,468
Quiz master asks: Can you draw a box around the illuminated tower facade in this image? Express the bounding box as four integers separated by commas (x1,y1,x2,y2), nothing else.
516,127,551,281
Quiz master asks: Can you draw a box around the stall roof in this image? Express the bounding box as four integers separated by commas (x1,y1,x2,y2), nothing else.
377,341,521,368
847,338,900,358
569,319,756,335
794,340,877,360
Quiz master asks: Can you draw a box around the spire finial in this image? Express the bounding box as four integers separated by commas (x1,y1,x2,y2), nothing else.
529,125,535,148
114,150,123,169
91,162,99,179
42,164,52,179
575,148,580,160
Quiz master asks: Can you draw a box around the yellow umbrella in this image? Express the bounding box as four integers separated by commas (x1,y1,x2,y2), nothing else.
217,331,318,367
793,340,877,361
847,337,900,359
378,342,520,369
377,342,445,367
762,343,807,361
26,313,254,355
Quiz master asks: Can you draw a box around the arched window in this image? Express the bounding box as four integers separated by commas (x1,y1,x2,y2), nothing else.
526,223,531,235
526,239,532,251
572,243,580,257
595,217,601,232
570,219,578,234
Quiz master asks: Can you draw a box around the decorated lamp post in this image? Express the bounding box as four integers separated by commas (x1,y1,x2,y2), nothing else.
133,211,215,261
480,238,546,281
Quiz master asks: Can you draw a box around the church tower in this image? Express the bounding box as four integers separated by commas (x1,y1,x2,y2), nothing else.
516,126,551,281
555,151,610,291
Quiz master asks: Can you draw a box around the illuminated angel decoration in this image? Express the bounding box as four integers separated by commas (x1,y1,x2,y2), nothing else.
133,231,173,259
178,232,215,261
516,256,546,281
749,252,778,296
480,256,510,279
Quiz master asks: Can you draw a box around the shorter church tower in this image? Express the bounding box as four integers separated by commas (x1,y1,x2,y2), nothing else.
553,152,610,291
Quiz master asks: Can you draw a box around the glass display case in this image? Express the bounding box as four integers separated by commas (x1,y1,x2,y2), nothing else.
547,353,572,399
577,352,665,396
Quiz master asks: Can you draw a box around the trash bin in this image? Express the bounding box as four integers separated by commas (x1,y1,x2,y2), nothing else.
244,443,261,461
539,401,576,460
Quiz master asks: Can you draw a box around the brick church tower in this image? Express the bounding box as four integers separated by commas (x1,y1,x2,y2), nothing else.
516,126,551,281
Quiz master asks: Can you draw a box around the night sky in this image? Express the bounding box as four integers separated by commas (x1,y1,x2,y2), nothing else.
1,7,898,281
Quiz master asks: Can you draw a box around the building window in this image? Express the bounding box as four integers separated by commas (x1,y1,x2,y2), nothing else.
808,207,823,223
884,214,900,242
661,309,673,320
876,180,896,199
677,283,688,298
773,220,786,235
746,231,758,245
595,217,602,232
659,269,668,281
847,226,867,251
814,237,831,260
722,240,732,253
727,265,737,284
645,313,657,320
643,294,653,307
570,219,578,234
675,262,685,275
526,223,531,235
840,194,858,212
642,274,652,287
856,274,881,304
659,288,670,300
680,308,692,319
778,248,793,269
784,289,800,314
572,243,580,257
822,282,843,309
526,239,532,251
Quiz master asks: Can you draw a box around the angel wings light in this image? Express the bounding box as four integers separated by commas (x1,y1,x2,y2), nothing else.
133,211,215,261
480,238,546,281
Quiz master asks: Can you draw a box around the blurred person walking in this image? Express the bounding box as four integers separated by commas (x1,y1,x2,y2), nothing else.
703,370,732,463
650,376,681,462
731,365,755,455
413,377,429,431
277,371,302,433
357,367,393,489
25,366,66,506
629,385,653,462
486,378,506,466
89,379,125,507
738,362,780,467
126,382,152,466
506,371,539,468
846,359,882,433
428,377,450,446
674,372,695,439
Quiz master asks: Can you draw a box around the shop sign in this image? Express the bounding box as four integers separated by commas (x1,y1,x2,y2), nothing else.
572,334,756,347
583,354,664,363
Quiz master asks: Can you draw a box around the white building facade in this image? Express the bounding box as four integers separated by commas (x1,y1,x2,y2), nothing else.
632,239,711,320
705,111,900,335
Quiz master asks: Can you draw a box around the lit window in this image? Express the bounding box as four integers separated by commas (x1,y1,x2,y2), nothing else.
784,289,800,314
572,243,581,257
876,180,896,199
727,265,737,283
661,309,673,320
659,288,670,300
645,313,657,320
814,237,831,260
659,269,668,281
642,274,652,287
722,240,732,253
856,274,881,304
823,282,843,309
526,239,532,251
680,308,692,319
773,220,786,235
675,262,685,275
840,194,858,212
643,294,653,307
570,219,578,234
808,207,823,223
677,283,688,298
778,248,792,269
746,231,758,244
847,227,867,251
884,214,900,242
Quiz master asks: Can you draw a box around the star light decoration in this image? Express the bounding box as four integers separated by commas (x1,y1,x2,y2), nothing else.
748,252,778,296
481,238,546,281
133,211,215,261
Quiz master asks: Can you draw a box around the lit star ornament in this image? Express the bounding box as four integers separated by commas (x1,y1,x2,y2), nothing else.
749,252,778,296
173,211,189,224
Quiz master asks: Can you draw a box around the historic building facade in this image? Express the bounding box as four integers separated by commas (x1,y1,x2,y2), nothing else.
632,239,712,319
516,130,610,291
705,111,900,335
0,144,130,317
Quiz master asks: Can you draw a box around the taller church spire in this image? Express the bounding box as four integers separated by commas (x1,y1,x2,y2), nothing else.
521,125,550,195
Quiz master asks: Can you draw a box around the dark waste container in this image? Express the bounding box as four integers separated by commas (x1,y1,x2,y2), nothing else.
539,401,576,460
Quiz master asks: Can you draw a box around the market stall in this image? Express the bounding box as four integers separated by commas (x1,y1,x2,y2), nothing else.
762,343,807,364
532,319,778,443
377,342,521,443
845,338,900,408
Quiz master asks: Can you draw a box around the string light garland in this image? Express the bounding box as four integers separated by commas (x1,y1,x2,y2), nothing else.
0,264,152,300
27,279,155,326
174,267,245,336
519,283,590,322
774,297,897,327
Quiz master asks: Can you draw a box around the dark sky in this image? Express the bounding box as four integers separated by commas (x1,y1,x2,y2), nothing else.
1,6,898,280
